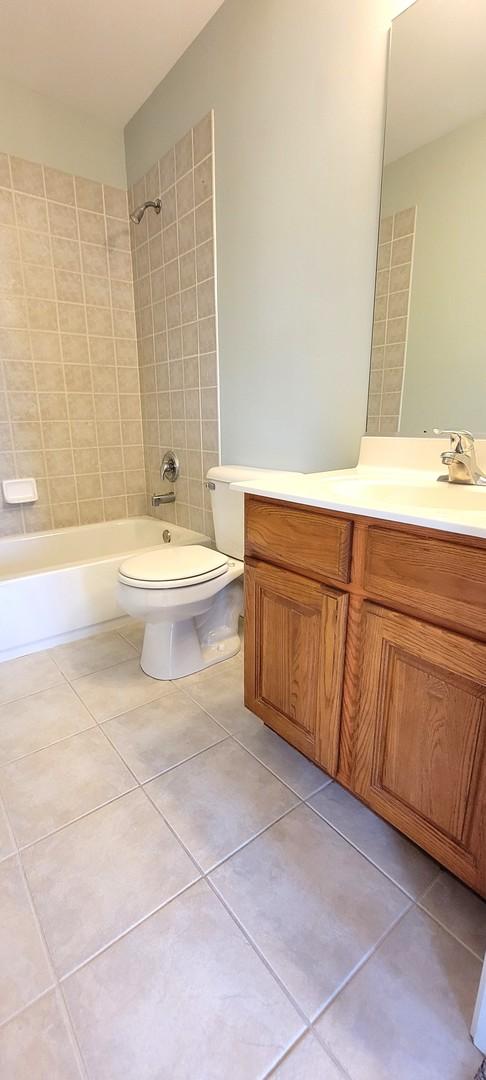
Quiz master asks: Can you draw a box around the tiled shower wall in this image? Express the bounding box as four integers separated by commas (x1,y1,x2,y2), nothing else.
366,206,416,434
0,153,145,537
130,112,219,539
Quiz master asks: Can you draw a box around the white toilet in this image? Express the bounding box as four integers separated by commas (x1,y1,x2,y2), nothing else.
117,466,255,680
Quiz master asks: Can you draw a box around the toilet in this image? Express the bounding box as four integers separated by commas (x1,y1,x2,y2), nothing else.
117,466,256,680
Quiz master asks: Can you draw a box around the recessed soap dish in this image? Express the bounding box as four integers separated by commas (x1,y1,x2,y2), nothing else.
2,478,38,505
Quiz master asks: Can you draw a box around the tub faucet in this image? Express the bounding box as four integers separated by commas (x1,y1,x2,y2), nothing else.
434,429,486,485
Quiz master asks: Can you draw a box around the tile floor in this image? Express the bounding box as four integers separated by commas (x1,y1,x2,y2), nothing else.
0,622,484,1078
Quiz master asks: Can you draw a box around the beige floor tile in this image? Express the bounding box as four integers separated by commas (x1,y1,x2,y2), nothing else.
72,657,173,721
0,856,53,1023
236,722,330,798
0,684,94,765
146,739,298,871
271,1033,347,1078
0,797,15,860
420,870,486,958
50,630,137,680
179,648,243,687
64,880,304,1080
0,651,63,706
211,804,409,1019
309,783,438,900
0,728,135,846
23,788,199,976
103,690,227,782
117,619,145,652
0,990,83,1079
315,907,482,1080
183,662,262,736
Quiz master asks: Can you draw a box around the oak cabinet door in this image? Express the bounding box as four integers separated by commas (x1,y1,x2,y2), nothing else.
244,559,348,773
355,603,486,894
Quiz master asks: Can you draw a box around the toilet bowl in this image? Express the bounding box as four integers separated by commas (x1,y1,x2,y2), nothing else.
118,544,243,679
117,465,263,680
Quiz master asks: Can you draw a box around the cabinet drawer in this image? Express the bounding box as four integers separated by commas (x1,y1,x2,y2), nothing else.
245,495,352,583
364,526,486,636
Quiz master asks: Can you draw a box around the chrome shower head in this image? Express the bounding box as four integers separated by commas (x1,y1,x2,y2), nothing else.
129,198,161,224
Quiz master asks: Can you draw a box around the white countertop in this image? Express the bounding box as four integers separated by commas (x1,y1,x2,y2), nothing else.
230,437,486,540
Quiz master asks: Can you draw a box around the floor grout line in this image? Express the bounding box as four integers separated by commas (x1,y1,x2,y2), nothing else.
305,796,437,904
310,900,414,1027
0,812,90,1076
0,717,97,769
57,875,201,983
1,635,485,1074
415,899,486,963
206,873,311,1032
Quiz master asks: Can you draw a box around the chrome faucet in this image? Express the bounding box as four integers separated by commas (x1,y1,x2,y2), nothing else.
434,429,486,485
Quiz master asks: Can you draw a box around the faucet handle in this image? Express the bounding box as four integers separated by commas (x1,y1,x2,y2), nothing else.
433,429,475,453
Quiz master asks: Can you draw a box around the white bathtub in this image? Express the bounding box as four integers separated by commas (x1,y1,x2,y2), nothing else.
0,516,210,661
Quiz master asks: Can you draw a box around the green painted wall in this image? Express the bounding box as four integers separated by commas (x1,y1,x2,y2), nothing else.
125,0,389,470
0,77,126,186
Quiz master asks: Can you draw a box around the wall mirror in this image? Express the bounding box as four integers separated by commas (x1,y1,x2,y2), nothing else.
366,0,486,435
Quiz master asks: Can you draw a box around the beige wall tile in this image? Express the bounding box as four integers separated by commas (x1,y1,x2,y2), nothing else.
193,113,212,164
51,235,81,272
15,193,48,232
78,209,106,245
43,166,75,205
0,153,11,187
1,135,217,538
47,201,77,239
103,185,127,219
0,188,15,227
11,157,45,197
75,176,104,213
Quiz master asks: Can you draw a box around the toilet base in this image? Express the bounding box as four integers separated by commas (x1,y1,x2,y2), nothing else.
139,577,243,680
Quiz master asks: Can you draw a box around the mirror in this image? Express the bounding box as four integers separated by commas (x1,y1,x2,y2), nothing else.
366,0,486,436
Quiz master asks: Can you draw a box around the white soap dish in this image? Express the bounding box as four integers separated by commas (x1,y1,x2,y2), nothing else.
2,478,38,505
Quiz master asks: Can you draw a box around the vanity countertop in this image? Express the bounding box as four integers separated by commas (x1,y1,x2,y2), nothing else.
231,437,486,540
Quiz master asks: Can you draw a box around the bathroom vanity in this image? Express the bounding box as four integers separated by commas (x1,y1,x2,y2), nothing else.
236,440,486,897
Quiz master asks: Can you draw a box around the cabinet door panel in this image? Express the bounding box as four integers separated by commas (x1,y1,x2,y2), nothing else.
355,604,486,894
245,559,348,772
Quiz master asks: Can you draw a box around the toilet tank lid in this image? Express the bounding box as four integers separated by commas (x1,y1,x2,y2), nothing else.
207,465,305,484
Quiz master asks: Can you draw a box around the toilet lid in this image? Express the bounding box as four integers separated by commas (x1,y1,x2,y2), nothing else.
118,544,229,589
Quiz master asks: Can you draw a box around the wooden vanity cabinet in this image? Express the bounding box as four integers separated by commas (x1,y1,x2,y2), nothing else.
353,604,486,893
245,560,348,772
244,494,486,895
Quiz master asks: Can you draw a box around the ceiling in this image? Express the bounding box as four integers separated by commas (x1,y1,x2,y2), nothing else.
0,0,225,127
386,0,486,162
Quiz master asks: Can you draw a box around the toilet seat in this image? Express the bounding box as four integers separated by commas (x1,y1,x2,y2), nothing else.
118,544,229,590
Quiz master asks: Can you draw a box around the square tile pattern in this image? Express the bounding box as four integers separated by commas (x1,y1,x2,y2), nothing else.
1,123,221,542
130,112,219,539
0,625,483,1077
366,205,416,435
0,154,146,536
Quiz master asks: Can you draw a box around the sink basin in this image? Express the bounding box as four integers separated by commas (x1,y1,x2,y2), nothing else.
304,476,486,512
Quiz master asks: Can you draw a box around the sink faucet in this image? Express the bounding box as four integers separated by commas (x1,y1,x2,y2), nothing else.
434,429,486,485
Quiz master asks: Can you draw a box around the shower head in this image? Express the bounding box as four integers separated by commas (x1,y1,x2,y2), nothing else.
129,198,161,224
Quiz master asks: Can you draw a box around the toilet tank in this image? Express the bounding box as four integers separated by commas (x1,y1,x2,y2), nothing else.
206,466,267,560
207,465,305,559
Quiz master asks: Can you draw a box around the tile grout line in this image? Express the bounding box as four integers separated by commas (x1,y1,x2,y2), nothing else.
310,901,414,1031
206,873,311,1034
0,823,89,1078
415,899,486,963
5,649,486,954
3,644,485,1058
305,795,439,904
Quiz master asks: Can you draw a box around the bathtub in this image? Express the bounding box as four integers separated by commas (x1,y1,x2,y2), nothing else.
0,516,210,661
